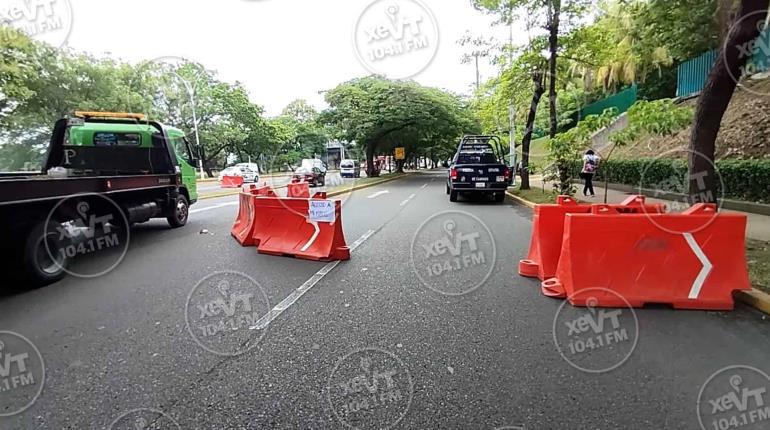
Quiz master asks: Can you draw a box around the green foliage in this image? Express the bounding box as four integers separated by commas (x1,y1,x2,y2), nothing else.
610,99,693,146
321,77,478,172
545,108,617,194
573,158,770,203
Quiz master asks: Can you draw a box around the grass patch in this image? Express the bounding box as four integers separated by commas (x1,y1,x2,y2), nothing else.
747,239,770,293
510,185,560,205
518,136,549,171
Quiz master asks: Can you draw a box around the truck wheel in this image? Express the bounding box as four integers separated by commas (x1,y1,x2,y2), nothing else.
494,192,505,203
449,190,458,202
167,195,189,228
23,220,68,286
446,184,450,195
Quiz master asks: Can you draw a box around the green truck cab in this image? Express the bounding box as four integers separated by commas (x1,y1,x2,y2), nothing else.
0,112,202,286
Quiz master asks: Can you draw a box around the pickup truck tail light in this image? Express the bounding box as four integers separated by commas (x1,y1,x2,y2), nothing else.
450,168,458,180
504,167,511,178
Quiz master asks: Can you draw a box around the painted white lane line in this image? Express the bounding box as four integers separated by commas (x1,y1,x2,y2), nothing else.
684,233,713,299
190,201,238,214
249,229,377,331
421,183,428,189
399,193,417,207
367,190,390,199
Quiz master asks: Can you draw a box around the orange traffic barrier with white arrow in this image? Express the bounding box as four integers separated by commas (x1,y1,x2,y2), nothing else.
519,195,666,285
540,203,751,310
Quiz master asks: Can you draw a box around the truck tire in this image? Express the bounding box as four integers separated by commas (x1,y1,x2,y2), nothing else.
446,184,450,195
449,190,458,202
494,192,505,203
23,220,68,286
167,195,189,228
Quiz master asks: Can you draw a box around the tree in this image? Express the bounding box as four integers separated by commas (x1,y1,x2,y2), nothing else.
321,77,477,176
688,0,767,202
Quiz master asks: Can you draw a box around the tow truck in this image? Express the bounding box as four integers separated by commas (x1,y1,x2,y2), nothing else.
446,135,511,202
0,112,199,286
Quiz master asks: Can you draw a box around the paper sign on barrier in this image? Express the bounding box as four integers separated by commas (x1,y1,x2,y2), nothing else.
309,200,336,223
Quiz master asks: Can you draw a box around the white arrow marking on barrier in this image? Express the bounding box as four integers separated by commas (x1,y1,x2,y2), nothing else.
683,233,713,299
367,190,390,199
300,221,321,252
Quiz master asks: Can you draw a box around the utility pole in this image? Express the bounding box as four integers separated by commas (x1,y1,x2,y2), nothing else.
507,3,517,185
174,72,205,180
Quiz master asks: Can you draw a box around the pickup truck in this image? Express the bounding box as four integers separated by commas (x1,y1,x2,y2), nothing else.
0,112,199,286
446,135,511,202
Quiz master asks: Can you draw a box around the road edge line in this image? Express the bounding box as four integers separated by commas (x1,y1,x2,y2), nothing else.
326,173,413,198
507,189,770,316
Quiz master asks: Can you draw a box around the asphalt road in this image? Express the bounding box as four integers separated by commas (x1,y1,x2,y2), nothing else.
1,171,769,429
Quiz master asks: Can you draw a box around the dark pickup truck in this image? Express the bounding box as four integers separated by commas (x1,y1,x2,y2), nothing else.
446,135,511,202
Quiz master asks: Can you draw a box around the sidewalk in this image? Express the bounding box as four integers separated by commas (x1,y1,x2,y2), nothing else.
528,176,770,241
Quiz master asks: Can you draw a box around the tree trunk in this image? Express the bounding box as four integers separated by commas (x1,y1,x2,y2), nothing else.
547,0,561,139
365,142,376,177
688,0,766,203
520,70,545,190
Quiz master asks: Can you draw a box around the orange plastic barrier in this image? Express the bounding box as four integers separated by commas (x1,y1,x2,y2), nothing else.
221,175,244,188
249,197,350,261
541,204,751,310
287,182,310,198
231,192,258,246
243,184,277,197
519,195,666,284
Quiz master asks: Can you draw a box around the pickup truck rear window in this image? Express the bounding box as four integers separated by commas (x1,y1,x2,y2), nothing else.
456,153,498,164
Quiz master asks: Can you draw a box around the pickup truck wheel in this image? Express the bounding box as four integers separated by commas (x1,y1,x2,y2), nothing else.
446,184,450,195
167,195,189,228
23,220,67,286
494,192,505,203
449,190,458,202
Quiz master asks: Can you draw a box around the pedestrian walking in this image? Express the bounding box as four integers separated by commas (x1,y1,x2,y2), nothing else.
581,150,599,197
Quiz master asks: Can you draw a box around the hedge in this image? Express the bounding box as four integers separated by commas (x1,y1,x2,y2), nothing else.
567,158,770,204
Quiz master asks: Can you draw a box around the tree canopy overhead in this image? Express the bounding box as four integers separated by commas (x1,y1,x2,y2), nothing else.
321,77,479,174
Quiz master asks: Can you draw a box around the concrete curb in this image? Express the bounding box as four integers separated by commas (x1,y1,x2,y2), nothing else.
505,191,536,209
735,290,770,315
507,189,770,316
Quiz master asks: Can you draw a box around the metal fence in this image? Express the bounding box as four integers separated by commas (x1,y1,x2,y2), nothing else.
676,28,770,98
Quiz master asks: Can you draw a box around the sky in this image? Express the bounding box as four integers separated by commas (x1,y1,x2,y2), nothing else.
16,0,536,116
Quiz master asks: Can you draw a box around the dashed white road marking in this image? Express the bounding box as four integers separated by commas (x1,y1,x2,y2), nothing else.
367,190,390,199
249,229,377,331
400,193,417,207
190,201,238,214
421,184,428,189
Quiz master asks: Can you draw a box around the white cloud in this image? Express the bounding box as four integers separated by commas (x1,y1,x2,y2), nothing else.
64,0,533,116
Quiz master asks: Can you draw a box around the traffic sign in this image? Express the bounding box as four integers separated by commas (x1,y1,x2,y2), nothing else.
395,147,405,160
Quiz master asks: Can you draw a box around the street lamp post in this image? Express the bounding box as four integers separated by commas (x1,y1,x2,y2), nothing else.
175,74,205,180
